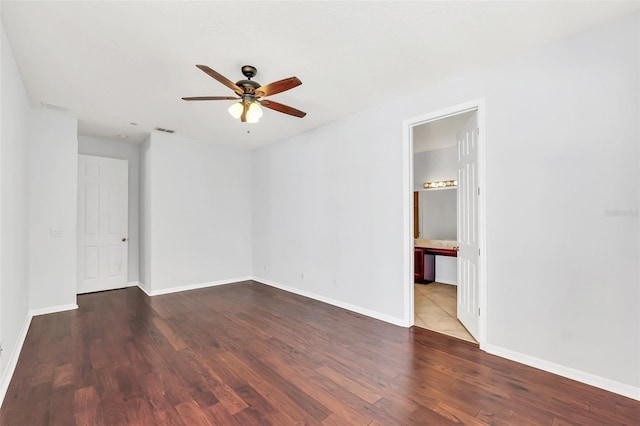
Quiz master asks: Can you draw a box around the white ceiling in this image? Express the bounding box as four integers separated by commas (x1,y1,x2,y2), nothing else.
2,1,638,150
413,111,475,153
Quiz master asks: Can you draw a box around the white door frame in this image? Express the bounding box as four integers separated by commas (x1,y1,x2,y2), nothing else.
402,98,487,346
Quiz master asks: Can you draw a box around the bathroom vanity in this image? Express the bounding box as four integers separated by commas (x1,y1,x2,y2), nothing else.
414,239,457,283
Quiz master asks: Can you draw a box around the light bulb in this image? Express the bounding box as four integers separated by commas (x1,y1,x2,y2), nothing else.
246,102,263,123
228,102,243,119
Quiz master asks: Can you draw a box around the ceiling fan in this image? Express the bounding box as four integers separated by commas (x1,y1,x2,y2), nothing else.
182,65,306,123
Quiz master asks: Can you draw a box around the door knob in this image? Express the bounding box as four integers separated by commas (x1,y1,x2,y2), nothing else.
122,238,128,242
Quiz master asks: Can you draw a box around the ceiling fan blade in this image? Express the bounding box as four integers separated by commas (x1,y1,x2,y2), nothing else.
196,65,243,95
255,77,301,98
259,100,306,118
182,96,239,101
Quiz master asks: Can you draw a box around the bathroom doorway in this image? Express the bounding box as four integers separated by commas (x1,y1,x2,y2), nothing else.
403,99,486,345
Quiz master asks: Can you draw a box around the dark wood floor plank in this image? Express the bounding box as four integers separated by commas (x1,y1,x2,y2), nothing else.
0,281,637,425
207,402,241,425
51,363,74,389
48,383,74,426
240,345,371,424
98,393,129,426
124,395,156,425
151,317,188,351
24,383,52,425
316,365,381,404
223,349,331,423
113,362,143,399
149,408,187,426
433,401,492,425
233,382,299,425
476,404,515,424
371,396,421,425
74,385,104,425
211,350,324,425
171,349,242,413
175,400,215,426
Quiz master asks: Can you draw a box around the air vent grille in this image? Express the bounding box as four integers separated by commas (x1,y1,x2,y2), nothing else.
154,127,175,134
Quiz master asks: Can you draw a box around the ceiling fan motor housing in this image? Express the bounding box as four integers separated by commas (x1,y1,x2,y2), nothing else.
237,65,260,96
236,79,260,94
241,65,257,79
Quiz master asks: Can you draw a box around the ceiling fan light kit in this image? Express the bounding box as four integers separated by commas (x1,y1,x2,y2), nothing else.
182,64,306,124
228,102,244,119
245,102,263,123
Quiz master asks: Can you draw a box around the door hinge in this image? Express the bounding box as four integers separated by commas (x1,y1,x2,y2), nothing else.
478,308,481,316
478,248,481,256
476,127,480,136
477,187,480,196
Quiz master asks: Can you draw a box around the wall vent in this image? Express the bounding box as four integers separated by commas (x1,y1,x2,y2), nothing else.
154,127,175,134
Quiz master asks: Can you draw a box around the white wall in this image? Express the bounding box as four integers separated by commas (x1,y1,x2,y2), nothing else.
0,25,30,389
27,110,78,311
252,115,404,320
78,135,140,283
139,136,151,289
413,146,457,191
252,13,639,393
435,256,457,285
139,132,252,293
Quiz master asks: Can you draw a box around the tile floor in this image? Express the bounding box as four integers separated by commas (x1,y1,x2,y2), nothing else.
414,282,476,343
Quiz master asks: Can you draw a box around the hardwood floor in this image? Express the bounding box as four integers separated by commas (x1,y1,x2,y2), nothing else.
1,281,638,425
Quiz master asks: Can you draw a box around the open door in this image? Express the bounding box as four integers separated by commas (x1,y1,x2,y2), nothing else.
456,113,480,340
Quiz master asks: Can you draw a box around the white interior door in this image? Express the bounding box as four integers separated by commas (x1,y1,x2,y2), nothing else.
77,155,129,294
457,113,480,340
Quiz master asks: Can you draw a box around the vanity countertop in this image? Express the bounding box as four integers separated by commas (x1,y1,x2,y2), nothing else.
414,239,458,250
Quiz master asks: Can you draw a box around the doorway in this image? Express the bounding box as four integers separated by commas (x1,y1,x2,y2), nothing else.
413,111,475,342
77,154,129,294
402,99,486,345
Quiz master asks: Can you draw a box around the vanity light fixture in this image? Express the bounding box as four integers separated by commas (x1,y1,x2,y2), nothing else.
423,180,457,189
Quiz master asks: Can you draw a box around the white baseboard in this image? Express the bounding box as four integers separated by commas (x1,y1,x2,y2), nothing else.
141,276,252,297
0,312,32,408
137,281,150,296
483,343,640,401
251,276,406,327
127,281,139,287
29,303,78,317
1,302,80,407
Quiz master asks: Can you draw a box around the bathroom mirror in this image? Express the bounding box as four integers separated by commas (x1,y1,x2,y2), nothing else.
417,188,457,240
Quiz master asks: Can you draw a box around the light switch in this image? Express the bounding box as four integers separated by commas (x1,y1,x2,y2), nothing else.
50,229,63,238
